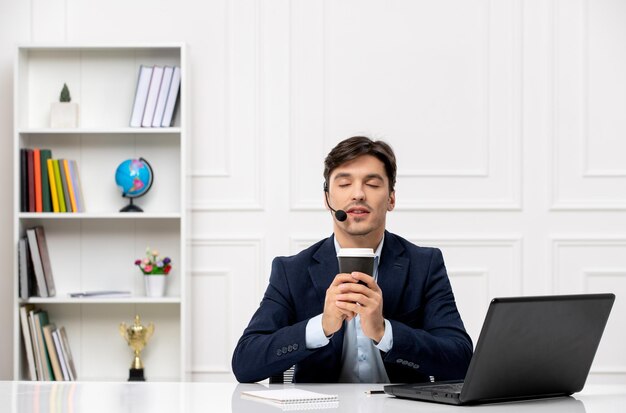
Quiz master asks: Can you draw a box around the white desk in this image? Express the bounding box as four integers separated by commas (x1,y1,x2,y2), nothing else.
1,381,625,412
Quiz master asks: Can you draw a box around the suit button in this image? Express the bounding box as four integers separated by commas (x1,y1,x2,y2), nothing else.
288,345,293,352
276,349,282,356
408,362,414,367
414,364,420,369
293,343,299,350
402,360,409,366
282,347,288,354
396,359,403,364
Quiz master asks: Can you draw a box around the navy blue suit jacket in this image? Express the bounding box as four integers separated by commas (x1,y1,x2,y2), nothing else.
232,231,473,383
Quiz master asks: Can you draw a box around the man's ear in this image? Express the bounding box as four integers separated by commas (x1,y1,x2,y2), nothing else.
387,191,396,211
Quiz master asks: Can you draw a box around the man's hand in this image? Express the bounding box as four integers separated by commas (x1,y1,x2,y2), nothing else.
335,272,385,342
322,274,358,336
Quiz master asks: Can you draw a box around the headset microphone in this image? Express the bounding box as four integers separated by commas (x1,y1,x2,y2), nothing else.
323,183,348,222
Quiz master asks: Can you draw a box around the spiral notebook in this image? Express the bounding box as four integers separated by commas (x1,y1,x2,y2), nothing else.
241,389,338,405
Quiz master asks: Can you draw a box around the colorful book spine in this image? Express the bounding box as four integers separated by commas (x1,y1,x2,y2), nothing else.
20,149,28,212
34,311,54,381
47,159,59,213
52,160,66,213
68,160,83,212
63,160,78,213
27,149,35,212
33,149,42,212
40,149,53,212
58,159,72,213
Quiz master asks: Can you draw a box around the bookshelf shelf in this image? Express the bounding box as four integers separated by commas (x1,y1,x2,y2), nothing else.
23,297,182,305
19,127,182,134
19,212,182,220
13,44,187,382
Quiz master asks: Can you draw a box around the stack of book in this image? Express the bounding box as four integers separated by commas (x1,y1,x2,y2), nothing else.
19,226,55,299
130,65,181,128
20,148,85,213
19,304,77,381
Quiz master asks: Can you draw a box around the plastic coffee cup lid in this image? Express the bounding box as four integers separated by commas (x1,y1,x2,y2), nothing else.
337,248,375,257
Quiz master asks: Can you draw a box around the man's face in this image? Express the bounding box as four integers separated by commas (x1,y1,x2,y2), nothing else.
327,155,396,243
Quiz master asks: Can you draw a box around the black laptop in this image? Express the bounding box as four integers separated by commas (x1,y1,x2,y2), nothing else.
384,293,615,405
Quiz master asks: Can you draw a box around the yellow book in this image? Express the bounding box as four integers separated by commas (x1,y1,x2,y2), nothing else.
47,159,59,212
53,160,66,213
63,160,78,213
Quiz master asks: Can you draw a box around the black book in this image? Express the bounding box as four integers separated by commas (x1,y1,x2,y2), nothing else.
20,148,28,212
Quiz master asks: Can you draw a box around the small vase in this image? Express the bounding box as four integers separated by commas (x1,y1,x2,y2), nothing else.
50,102,79,128
144,275,167,297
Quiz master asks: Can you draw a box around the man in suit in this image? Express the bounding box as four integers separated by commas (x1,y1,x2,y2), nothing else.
232,136,472,383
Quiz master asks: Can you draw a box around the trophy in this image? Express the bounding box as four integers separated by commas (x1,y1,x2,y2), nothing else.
119,314,154,381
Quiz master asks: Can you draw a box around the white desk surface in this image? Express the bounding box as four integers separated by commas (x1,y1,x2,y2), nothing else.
1,381,625,412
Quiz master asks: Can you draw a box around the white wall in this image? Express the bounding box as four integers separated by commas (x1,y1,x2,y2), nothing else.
1,0,626,383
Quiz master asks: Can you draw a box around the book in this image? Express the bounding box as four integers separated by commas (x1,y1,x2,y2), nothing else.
69,160,85,212
20,148,28,212
19,304,38,381
33,149,42,212
130,65,153,127
27,149,35,212
58,159,72,212
58,327,77,380
26,227,48,297
35,226,56,297
18,237,28,299
240,389,339,405
68,290,131,298
47,158,60,212
43,324,64,381
142,65,164,127
28,309,43,380
33,310,54,380
40,149,53,212
63,160,78,213
152,66,173,127
18,237,33,299
52,160,66,213
161,66,181,127
52,329,70,381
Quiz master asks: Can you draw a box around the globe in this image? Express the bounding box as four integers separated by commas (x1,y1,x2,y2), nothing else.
115,158,154,212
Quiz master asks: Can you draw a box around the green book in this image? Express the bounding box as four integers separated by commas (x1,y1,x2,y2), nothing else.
53,160,66,213
34,310,55,380
39,149,53,212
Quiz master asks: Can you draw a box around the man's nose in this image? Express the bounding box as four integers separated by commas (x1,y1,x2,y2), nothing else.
351,183,366,200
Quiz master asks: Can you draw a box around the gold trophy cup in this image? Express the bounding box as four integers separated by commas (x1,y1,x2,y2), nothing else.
119,314,154,381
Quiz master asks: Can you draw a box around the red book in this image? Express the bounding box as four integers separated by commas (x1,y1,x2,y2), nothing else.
33,149,42,212
27,149,35,212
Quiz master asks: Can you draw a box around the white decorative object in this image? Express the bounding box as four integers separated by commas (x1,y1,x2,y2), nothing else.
50,102,79,128
144,275,167,297
50,83,79,128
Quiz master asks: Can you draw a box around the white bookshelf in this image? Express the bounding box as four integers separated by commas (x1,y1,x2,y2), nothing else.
12,44,187,381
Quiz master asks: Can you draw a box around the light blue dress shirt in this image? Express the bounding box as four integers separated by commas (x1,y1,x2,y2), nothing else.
305,237,393,383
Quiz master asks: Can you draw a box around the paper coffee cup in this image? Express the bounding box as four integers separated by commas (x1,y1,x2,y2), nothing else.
337,248,376,276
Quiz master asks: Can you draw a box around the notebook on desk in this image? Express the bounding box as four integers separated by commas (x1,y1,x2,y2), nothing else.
384,293,615,405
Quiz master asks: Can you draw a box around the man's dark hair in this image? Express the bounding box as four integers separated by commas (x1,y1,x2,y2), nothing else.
324,136,397,193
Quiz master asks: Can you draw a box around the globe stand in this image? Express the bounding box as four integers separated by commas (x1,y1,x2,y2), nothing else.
120,197,144,213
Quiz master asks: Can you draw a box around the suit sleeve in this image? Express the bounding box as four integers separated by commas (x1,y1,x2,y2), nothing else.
231,257,319,383
384,248,473,381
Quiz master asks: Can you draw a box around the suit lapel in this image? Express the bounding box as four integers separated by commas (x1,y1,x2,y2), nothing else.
377,231,409,317
308,235,346,358
309,235,339,303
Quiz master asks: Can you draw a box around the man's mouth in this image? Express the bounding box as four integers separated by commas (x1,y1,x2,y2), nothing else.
346,207,370,216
